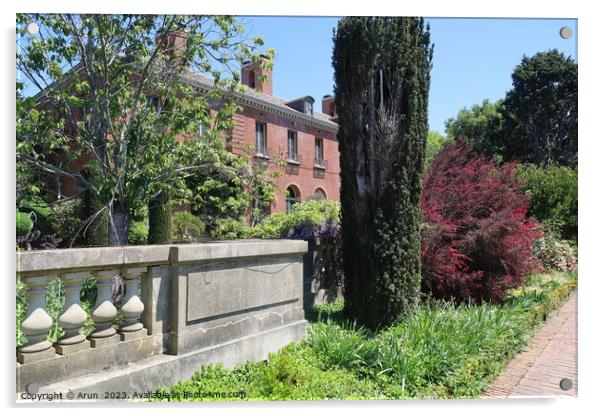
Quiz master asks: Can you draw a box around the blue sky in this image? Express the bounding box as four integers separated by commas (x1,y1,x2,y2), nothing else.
18,16,578,135
241,16,578,135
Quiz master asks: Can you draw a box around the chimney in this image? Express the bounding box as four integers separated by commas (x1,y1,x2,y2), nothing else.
241,55,273,95
157,28,188,67
322,95,336,117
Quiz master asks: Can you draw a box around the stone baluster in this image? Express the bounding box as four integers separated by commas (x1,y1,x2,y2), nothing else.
17,274,56,364
118,267,147,340
89,269,119,347
56,272,90,354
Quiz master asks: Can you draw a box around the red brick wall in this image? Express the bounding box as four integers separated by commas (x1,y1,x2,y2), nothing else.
232,106,339,214
52,96,340,218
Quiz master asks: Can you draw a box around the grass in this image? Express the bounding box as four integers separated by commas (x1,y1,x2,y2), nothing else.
150,270,577,401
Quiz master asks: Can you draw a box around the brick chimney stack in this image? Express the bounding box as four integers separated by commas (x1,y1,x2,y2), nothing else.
241,55,273,95
321,95,336,117
157,29,188,67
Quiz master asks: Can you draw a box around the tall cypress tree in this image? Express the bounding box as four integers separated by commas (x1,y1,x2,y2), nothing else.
333,17,433,329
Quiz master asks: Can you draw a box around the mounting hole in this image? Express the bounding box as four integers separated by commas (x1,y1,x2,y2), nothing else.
559,26,573,39
559,378,573,391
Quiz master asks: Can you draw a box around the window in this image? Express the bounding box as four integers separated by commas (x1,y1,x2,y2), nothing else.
287,130,298,162
312,188,327,200
285,186,300,213
315,138,325,168
255,122,267,156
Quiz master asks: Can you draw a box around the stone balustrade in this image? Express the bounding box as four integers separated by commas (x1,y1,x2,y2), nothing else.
16,240,309,396
17,267,150,363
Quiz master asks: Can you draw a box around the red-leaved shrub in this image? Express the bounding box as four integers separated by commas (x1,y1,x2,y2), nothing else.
420,140,541,303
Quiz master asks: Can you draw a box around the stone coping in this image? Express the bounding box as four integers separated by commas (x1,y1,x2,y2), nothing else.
16,239,308,275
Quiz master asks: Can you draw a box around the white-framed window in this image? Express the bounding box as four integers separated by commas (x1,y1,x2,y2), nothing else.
256,122,267,156
314,137,325,167
287,130,298,162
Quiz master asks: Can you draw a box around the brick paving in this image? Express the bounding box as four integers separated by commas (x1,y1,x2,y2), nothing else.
483,293,577,398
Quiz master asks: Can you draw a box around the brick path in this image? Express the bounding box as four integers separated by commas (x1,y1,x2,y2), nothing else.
483,293,577,398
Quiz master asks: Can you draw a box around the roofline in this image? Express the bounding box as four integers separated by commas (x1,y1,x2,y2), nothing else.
181,75,339,134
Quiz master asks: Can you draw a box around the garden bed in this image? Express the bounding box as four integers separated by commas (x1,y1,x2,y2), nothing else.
150,271,577,401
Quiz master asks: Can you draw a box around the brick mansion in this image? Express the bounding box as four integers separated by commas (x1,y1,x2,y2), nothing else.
184,56,340,215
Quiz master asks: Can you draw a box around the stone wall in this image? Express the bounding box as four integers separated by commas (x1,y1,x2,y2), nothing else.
16,240,308,397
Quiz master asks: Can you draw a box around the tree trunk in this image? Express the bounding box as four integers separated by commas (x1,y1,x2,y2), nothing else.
108,206,129,246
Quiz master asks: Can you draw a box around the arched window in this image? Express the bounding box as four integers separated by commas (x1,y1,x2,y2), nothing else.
285,186,300,213
311,188,327,200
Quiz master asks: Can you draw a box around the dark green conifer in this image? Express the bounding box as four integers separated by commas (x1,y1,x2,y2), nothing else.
148,191,172,244
333,17,433,329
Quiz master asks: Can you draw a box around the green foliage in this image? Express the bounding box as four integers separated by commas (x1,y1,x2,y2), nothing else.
182,143,250,228
248,199,340,239
444,99,505,160
128,220,149,245
333,17,432,329
425,131,450,169
172,211,206,242
16,279,28,346
308,320,379,374
17,195,54,236
16,210,33,237
152,271,576,401
503,50,577,167
148,192,172,244
515,164,577,240
17,14,274,246
209,218,246,240
81,183,109,247
445,50,577,167
50,198,84,247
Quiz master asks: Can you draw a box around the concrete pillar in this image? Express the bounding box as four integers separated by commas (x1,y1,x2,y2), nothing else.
89,270,118,347
17,274,56,363
56,272,90,354
119,267,147,340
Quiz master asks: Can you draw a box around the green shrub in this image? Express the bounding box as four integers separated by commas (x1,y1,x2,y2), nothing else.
50,198,84,247
128,220,149,245
209,218,246,240
516,164,577,240
248,199,340,239
533,234,577,272
81,189,109,247
16,279,28,346
16,210,33,237
18,196,53,235
308,320,379,373
148,192,172,244
172,211,206,242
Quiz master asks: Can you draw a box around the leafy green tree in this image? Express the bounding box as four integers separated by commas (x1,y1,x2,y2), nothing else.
445,50,577,167
444,99,504,159
503,50,577,167
16,14,273,246
425,131,450,169
333,17,433,329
